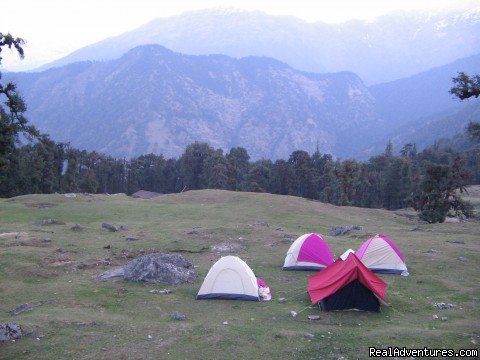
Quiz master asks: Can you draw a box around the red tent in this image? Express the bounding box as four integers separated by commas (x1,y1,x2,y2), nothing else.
308,254,388,311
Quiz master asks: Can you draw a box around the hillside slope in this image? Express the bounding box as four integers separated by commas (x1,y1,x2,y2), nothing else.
0,189,478,359
8,45,383,160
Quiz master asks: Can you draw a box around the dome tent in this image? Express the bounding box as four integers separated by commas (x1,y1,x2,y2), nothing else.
283,233,334,270
196,256,259,301
308,253,388,312
356,234,408,275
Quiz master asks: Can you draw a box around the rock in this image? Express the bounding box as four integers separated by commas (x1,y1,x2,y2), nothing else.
70,224,82,232
426,249,437,254
290,311,297,318
328,225,362,236
97,267,125,281
125,236,140,241
148,289,172,294
9,303,32,316
281,236,294,244
64,193,77,198
223,321,229,325
432,315,439,319
278,298,286,303
307,315,320,321
171,311,187,320
103,245,111,249
410,227,419,231
253,221,269,227
123,253,197,284
276,228,284,231
102,223,117,232
211,242,245,253
0,232,30,240
119,224,129,231
446,240,465,244
34,219,65,226
304,333,315,339
433,303,455,309
187,227,202,235
445,217,460,223
441,317,448,321
0,323,22,342
458,256,468,262
41,237,52,243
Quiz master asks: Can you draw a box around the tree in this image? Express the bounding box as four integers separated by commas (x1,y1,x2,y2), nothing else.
0,33,38,157
412,157,472,223
450,72,480,141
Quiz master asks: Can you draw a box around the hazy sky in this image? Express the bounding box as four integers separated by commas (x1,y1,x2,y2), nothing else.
1,0,478,71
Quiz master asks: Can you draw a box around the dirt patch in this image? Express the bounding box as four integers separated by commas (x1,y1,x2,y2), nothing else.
24,202,58,209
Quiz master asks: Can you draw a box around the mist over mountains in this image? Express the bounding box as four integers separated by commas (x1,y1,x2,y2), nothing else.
36,7,480,85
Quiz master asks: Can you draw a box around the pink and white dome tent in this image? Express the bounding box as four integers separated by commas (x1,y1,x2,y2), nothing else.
283,233,334,270
356,234,409,275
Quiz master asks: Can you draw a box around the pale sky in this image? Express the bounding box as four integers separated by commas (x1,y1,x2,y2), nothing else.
1,0,478,71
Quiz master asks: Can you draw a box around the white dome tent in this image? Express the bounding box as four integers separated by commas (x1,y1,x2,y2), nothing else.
196,256,260,301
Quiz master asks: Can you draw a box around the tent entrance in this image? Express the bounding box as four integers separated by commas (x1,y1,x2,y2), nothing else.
318,279,380,312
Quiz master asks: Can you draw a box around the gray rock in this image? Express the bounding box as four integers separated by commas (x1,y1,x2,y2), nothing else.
441,316,448,321
307,315,320,320
34,219,65,226
171,311,187,320
446,240,465,244
70,224,82,232
102,223,117,232
123,253,197,284
125,236,140,242
9,303,32,316
328,225,362,236
304,333,315,339
211,242,245,253
0,323,22,342
97,267,125,281
149,289,172,294
434,303,455,309
458,256,468,262
254,221,269,227
278,298,286,303
119,224,129,231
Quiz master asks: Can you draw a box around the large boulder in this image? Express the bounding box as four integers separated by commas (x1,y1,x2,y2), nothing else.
0,323,22,342
98,253,197,285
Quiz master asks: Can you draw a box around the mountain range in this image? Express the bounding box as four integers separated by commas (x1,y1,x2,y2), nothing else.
9,45,384,159
36,7,480,85
5,7,480,161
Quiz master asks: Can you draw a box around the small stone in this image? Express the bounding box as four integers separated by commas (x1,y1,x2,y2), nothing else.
70,224,82,232
103,245,111,249
278,298,286,303
171,311,186,320
441,317,448,321
304,333,314,339
125,237,140,242
457,256,468,262
223,321,229,325
41,238,52,243
102,223,117,232
290,311,297,318
119,224,129,231
253,221,269,227
307,315,320,321
9,303,33,316
433,315,438,319
149,289,172,294
147,335,152,339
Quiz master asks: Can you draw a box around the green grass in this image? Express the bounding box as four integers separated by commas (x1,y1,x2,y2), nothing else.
0,189,479,359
